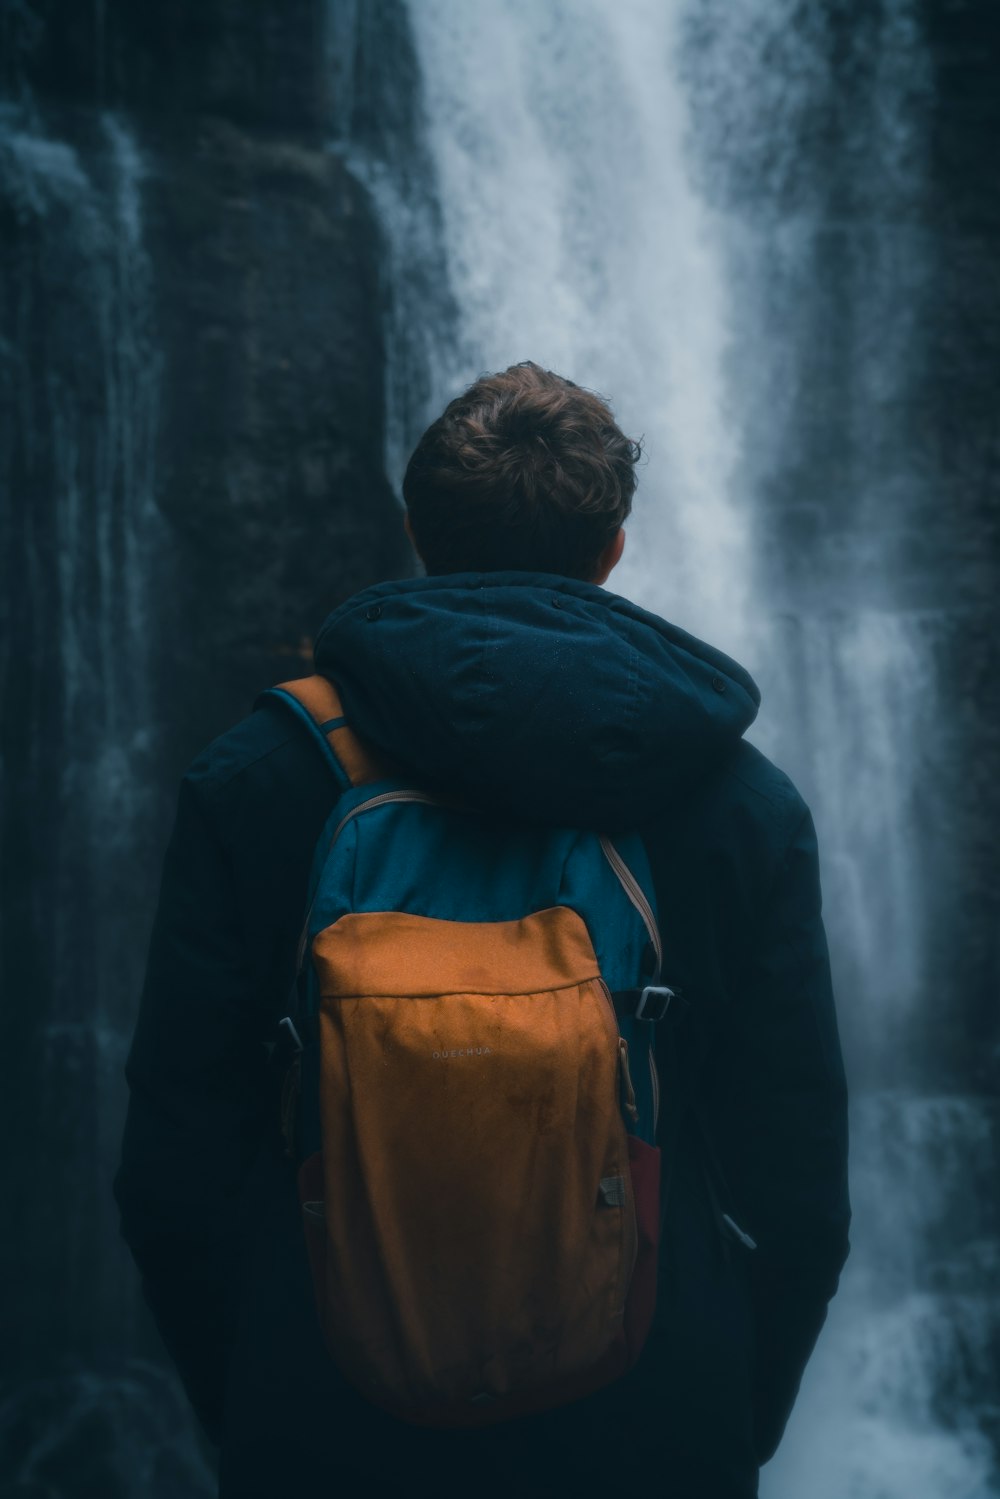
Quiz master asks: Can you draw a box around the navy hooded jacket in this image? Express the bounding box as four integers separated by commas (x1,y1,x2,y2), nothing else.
116,573,850,1498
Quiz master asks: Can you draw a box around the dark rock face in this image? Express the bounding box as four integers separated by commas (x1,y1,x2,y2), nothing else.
147,113,409,740
0,0,412,1488
4,0,334,134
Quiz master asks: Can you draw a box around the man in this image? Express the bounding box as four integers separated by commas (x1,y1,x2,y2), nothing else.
116,361,850,1497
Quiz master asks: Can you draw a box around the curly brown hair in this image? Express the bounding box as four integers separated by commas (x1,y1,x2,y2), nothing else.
402,362,641,580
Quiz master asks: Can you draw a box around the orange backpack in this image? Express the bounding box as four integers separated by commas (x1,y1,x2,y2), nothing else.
267,675,677,1427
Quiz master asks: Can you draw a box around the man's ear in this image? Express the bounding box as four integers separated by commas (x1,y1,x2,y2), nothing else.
591,527,625,585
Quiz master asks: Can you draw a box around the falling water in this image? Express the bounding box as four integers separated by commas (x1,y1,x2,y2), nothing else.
0,104,159,1300
0,102,211,1491
353,1,1000,1493
343,0,752,647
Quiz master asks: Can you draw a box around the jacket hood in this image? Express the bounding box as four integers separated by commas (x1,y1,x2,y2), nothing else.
314,572,760,830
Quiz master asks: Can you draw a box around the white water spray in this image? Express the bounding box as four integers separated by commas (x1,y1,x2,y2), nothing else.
370,3,1000,1494
394,0,752,648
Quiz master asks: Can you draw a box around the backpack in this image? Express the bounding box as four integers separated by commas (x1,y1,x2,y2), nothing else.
264,673,679,1429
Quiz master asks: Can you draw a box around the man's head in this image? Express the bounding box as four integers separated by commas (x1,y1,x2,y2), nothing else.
402,361,641,583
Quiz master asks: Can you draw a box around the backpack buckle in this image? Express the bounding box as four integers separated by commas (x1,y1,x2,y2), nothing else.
635,985,676,1022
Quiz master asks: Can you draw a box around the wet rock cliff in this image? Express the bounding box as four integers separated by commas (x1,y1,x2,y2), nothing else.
0,2,410,1489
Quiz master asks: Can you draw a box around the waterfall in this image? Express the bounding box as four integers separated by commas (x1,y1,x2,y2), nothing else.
356,1,1000,1492
396,0,752,647
0,104,160,1312
0,100,210,1491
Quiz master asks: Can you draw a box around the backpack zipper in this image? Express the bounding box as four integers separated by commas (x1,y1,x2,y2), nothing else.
648,1043,660,1135
598,836,663,981
618,1037,640,1124
599,837,666,1139
612,1034,653,1309
329,789,444,847
599,977,646,1129
597,981,640,1307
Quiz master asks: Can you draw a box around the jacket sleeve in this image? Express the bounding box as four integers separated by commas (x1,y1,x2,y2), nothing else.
711,801,851,1464
114,775,268,1441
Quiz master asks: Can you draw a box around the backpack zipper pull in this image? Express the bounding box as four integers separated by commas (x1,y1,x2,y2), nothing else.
618,1037,640,1124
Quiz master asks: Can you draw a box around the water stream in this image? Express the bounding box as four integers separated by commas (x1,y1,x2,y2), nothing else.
368,2,1000,1492
0,99,207,1493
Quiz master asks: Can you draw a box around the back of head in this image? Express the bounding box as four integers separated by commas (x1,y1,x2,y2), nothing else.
402,362,641,580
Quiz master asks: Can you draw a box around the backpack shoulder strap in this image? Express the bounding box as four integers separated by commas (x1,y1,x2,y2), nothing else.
263,674,395,791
